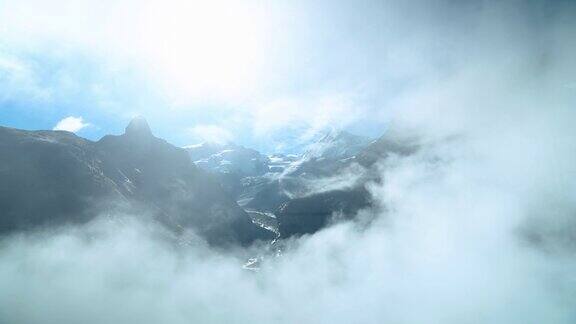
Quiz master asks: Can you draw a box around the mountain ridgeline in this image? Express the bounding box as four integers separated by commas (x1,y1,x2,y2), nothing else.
0,118,421,246
0,117,273,246
185,128,420,238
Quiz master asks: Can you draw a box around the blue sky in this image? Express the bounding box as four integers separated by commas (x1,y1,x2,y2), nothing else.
0,0,439,153
0,0,573,153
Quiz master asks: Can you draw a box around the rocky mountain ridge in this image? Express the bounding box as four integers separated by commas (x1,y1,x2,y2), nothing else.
0,118,273,246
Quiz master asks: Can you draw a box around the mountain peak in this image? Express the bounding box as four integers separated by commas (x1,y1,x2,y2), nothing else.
125,116,152,137
303,129,371,160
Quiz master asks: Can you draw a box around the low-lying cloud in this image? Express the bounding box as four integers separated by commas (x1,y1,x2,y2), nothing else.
1,0,576,323
2,70,576,322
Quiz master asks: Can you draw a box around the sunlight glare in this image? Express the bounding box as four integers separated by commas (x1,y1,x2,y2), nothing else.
138,0,271,104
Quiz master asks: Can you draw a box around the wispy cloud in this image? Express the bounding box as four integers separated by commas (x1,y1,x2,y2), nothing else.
0,52,52,102
188,124,233,144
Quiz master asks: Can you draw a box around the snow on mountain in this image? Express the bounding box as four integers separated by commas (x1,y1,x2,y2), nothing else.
184,142,270,177
301,129,372,161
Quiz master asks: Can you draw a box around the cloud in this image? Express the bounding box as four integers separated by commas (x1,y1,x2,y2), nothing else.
3,16,576,320
53,116,90,133
0,0,459,140
1,0,576,323
0,0,272,104
0,52,52,102
188,124,233,144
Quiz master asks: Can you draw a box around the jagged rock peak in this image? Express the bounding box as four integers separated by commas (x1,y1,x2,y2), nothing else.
125,116,153,137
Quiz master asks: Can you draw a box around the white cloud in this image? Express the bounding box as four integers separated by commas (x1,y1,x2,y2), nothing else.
188,124,233,144
1,0,575,143
53,116,90,133
0,0,272,105
251,91,363,137
1,2,576,322
0,53,52,102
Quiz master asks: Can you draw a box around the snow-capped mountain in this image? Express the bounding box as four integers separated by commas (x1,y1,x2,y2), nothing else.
185,128,372,178
184,142,270,177
181,127,425,239
0,116,423,243
181,129,377,236
301,129,372,161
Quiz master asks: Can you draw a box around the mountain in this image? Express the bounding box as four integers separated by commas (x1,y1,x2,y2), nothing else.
180,129,375,238
274,130,421,237
229,130,376,237
182,128,418,237
356,130,420,166
184,142,272,201
0,118,422,243
276,187,372,237
184,142,270,177
301,129,372,161
0,118,273,246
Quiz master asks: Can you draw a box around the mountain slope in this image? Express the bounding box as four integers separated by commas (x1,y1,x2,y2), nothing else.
274,130,421,237
185,142,269,177
302,129,372,160
0,118,273,246
0,127,123,231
